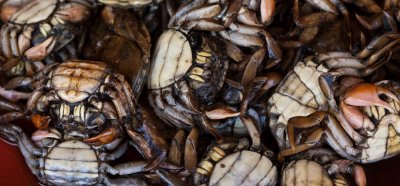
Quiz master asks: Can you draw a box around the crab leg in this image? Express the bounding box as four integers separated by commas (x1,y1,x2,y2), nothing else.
293,0,336,28
283,111,359,157
0,97,20,111
126,108,168,171
219,30,264,47
352,0,382,13
241,48,266,87
357,33,400,59
237,8,261,26
3,76,33,90
240,116,260,150
156,169,185,186
103,177,148,186
102,161,148,175
0,124,46,178
0,111,24,123
319,74,364,144
176,4,221,25
263,31,282,68
279,128,324,157
168,129,186,166
184,127,199,172
169,0,207,27
99,141,128,161
307,0,337,13
0,86,32,102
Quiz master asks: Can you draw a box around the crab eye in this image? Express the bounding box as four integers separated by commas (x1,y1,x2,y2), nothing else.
86,112,106,130
188,32,203,52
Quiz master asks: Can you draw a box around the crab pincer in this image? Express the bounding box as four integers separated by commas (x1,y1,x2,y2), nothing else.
340,83,400,130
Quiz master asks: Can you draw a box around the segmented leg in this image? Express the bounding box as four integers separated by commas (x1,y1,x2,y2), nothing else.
100,140,129,161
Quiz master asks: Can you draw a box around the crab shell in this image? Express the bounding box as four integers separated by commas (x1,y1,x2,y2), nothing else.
98,0,158,8
148,29,192,89
209,150,278,186
51,60,108,103
282,159,349,186
43,140,99,185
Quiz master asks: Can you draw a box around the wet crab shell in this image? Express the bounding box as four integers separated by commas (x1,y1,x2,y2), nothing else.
9,0,57,25
282,159,349,186
209,150,278,186
268,57,330,148
148,29,192,89
50,60,108,103
98,0,156,8
356,81,400,163
43,140,99,185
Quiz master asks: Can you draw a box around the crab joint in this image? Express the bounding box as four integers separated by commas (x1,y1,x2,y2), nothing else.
31,114,51,130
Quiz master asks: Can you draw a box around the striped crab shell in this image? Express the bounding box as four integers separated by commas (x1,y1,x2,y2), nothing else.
208,150,278,186
98,0,156,8
267,57,330,149
43,140,99,185
49,60,108,103
282,160,349,186
148,29,193,89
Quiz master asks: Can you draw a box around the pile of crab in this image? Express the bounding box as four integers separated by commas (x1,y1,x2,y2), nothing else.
0,0,399,185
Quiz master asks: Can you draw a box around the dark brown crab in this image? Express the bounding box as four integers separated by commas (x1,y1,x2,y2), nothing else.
82,6,151,98
0,60,169,185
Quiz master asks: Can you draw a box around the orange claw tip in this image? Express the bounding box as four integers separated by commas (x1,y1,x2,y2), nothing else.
344,83,395,112
354,165,367,186
31,129,61,142
31,114,51,130
260,0,275,24
205,108,240,120
84,127,118,145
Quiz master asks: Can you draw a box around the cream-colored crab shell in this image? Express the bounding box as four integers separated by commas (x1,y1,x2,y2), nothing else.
282,160,338,186
9,0,57,24
148,29,192,89
51,60,107,103
209,150,277,186
44,140,99,185
98,0,153,8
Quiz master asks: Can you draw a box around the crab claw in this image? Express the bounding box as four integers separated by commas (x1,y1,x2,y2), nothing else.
31,128,61,142
205,108,240,120
84,127,118,146
353,164,367,186
341,83,399,130
31,114,51,130
343,83,398,113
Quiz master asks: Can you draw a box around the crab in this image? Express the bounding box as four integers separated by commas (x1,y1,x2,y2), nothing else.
0,0,93,105
0,60,170,184
267,33,399,151
282,148,366,186
81,6,151,99
192,137,278,186
0,0,160,117
168,0,282,68
279,80,400,163
148,28,229,139
354,0,400,32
